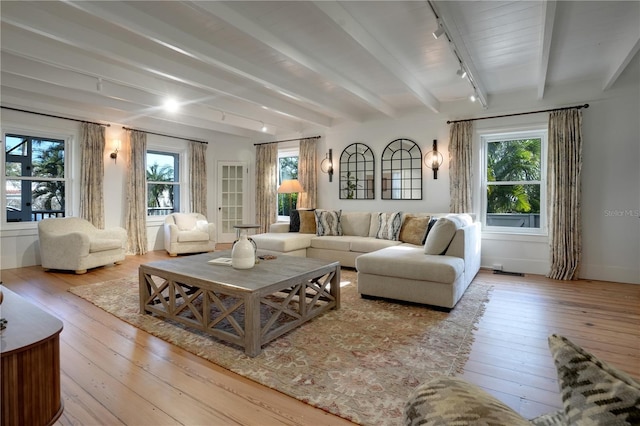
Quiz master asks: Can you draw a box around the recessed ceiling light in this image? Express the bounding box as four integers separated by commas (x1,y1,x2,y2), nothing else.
163,98,179,113
261,122,267,132
470,94,477,102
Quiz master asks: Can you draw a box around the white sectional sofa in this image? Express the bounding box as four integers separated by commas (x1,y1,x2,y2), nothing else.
252,211,481,309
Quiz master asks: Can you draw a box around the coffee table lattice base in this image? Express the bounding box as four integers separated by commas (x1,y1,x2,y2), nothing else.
139,262,339,356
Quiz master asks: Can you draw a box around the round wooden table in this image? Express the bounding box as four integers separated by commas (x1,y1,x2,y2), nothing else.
1,286,64,426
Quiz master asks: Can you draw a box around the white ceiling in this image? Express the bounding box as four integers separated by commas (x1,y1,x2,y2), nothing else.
1,1,639,140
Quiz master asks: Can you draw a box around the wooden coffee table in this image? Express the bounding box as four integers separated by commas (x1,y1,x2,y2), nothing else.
139,251,340,357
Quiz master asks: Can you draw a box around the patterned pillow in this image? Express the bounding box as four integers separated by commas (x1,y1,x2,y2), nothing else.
548,334,640,425
398,215,430,245
404,376,531,426
314,210,342,236
376,212,403,240
299,210,317,234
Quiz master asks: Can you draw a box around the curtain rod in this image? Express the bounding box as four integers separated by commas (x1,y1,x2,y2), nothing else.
1,106,111,127
446,103,589,124
253,135,321,146
122,126,207,144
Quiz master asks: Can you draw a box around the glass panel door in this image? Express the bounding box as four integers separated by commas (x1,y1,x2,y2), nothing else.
217,162,248,243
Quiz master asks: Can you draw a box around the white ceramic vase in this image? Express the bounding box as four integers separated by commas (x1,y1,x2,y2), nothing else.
232,232,255,269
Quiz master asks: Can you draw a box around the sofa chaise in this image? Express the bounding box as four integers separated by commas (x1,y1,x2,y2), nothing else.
252,210,480,309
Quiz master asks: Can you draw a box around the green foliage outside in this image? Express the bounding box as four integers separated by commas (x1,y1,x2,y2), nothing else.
487,138,541,214
32,140,66,211
278,156,298,216
147,162,174,208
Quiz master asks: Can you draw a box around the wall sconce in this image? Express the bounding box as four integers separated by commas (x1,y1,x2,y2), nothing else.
320,149,333,182
110,139,120,163
424,139,444,179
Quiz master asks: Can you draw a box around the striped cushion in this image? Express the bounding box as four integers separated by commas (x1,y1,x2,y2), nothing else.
404,376,531,425
549,334,640,425
314,209,342,236
376,211,403,241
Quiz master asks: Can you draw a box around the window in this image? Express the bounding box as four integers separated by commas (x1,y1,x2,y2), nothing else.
4,133,67,223
146,150,180,216
277,147,298,218
481,130,547,233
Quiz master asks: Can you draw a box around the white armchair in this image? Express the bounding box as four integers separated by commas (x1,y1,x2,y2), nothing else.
164,213,216,256
38,217,127,274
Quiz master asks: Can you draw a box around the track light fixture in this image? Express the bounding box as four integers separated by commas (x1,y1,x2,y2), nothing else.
432,25,445,39
456,68,467,79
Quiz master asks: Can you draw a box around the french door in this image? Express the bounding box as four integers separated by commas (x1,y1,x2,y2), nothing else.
217,162,248,243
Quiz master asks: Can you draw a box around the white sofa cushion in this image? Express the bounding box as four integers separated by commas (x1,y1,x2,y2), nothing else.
341,212,371,237
89,238,125,253
251,232,314,252
177,230,210,243
424,217,458,255
356,246,464,283
349,236,403,253
173,213,198,230
310,235,352,251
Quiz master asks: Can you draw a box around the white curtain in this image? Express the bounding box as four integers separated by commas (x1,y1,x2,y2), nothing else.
297,137,318,209
547,108,583,280
125,130,148,255
449,121,473,213
189,141,207,216
79,123,105,228
255,143,278,233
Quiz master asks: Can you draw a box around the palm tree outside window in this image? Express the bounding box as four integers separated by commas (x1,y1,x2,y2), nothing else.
146,150,180,216
4,134,67,222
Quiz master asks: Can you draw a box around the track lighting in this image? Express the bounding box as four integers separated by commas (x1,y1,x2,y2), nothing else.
432,25,445,39
457,68,467,79
470,93,477,102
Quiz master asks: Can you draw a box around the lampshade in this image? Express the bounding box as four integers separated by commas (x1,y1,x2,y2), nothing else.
277,179,304,194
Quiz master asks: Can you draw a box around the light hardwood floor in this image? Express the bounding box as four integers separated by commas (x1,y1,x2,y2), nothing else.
2,249,638,425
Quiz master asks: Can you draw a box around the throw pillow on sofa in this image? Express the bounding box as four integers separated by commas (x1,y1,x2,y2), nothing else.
548,334,640,425
315,209,342,236
376,211,403,240
399,215,431,245
424,217,457,255
299,210,317,234
421,217,439,245
289,208,314,233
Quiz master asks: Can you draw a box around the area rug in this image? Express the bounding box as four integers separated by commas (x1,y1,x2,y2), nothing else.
69,270,491,425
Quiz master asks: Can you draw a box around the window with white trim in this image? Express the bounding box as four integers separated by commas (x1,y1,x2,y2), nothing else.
481,129,547,233
146,150,181,216
4,133,68,223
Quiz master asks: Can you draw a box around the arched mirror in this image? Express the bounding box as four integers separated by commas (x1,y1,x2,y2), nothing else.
339,143,375,199
381,138,422,200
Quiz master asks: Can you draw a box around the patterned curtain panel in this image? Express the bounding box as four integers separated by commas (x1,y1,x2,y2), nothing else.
255,143,278,233
189,141,207,216
297,137,318,209
548,109,583,280
125,130,148,255
79,123,105,228
449,121,473,213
